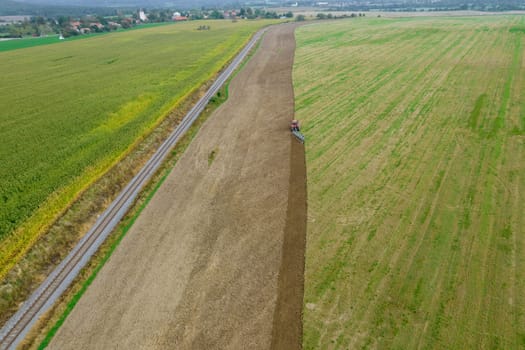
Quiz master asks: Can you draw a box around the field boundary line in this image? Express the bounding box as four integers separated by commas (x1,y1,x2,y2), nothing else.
0,27,267,350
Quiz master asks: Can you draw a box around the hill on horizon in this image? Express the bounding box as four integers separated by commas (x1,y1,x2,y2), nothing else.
0,0,233,15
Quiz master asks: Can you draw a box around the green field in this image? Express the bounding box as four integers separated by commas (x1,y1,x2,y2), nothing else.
0,35,65,51
294,16,525,349
0,23,173,52
0,19,273,279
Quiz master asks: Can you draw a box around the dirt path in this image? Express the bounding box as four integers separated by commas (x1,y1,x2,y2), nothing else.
48,23,305,350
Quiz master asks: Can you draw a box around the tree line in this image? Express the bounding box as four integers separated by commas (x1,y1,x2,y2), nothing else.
0,7,299,39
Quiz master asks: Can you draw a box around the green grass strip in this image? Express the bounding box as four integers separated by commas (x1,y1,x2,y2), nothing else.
0,22,175,52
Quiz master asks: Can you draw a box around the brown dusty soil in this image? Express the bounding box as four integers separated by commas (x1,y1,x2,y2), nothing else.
47,23,306,350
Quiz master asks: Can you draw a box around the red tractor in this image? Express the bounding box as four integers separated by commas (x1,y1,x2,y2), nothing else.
290,119,300,132
290,119,305,143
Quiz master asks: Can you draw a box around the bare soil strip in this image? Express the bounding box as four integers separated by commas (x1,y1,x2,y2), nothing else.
270,138,307,350
47,23,305,349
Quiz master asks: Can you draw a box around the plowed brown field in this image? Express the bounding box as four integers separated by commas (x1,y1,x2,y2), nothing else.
47,23,305,350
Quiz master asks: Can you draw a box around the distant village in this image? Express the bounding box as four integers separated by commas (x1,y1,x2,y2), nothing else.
0,8,294,39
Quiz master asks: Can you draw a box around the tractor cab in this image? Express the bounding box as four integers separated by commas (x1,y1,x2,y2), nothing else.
290,119,300,132
290,119,305,143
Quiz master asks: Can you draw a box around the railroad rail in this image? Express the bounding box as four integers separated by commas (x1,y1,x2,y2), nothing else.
0,27,267,350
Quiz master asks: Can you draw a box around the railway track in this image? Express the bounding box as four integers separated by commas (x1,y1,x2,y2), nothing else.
0,27,266,350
